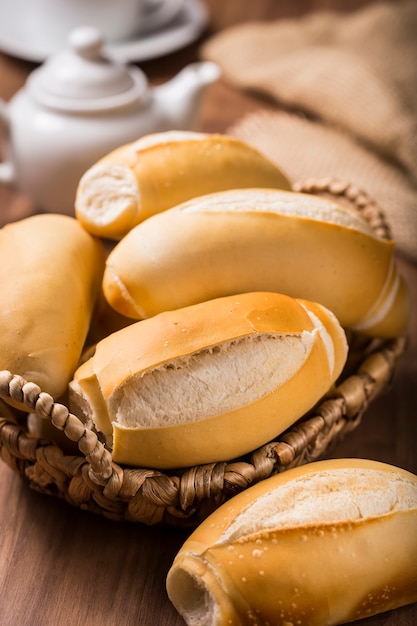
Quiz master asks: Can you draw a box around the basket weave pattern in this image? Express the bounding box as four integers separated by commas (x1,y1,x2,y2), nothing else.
0,179,407,526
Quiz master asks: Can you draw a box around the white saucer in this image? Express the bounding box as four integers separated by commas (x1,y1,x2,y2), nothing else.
0,0,209,63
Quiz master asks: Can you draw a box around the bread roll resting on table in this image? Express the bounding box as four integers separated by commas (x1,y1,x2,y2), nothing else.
166,458,417,626
102,188,409,338
75,131,291,239
0,214,105,402
69,291,348,468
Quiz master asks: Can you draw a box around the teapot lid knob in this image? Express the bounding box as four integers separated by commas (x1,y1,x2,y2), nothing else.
69,26,104,61
25,26,149,113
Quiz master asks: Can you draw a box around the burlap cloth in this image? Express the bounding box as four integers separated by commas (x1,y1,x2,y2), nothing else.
201,1,417,263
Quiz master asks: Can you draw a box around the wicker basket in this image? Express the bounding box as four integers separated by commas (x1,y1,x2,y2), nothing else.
0,179,407,527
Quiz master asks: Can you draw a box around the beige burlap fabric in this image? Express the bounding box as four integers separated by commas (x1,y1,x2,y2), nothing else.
201,1,417,263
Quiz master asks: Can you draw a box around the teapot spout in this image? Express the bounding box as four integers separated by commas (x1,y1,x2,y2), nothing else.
153,61,220,130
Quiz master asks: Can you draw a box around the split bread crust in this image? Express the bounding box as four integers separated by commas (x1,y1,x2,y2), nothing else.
75,131,291,239
0,214,105,401
68,292,348,468
103,188,409,338
166,458,417,626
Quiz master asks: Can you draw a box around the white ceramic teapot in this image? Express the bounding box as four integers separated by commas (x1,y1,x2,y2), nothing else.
0,26,220,215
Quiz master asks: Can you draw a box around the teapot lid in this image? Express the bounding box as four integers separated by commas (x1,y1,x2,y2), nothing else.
26,26,148,112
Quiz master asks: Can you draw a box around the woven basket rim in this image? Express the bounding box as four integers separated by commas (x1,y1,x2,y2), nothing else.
0,178,406,526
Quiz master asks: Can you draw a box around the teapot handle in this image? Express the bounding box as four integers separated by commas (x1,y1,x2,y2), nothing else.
0,99,15,185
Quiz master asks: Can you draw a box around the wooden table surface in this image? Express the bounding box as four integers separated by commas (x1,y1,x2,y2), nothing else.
1,1,416,624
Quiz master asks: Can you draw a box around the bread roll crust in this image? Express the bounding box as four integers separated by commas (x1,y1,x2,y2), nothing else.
69,292,347,468
166,458,417,626
0,214,105,400
75,131,291,239
103,188,408,338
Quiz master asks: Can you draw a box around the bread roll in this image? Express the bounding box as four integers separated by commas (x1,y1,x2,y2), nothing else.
103,188,409,338
166,458,417,626
0,214,105,401
69,291,347,468
74,131,291,239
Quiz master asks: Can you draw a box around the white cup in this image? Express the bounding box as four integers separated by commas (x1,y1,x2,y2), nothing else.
27,0,185,45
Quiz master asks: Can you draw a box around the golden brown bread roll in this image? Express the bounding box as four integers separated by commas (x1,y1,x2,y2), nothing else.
69,291,348,468
166,458,417,626
103,188,409,338
0,214,105,401
75,131,291,239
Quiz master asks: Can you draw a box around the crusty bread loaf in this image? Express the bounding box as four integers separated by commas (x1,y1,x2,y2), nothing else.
166,458,417,626
0,214,105,401
68,292,348,468
103,188,409,338
74,131,291,239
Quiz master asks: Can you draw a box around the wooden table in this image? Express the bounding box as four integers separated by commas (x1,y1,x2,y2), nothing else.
1,1,416,624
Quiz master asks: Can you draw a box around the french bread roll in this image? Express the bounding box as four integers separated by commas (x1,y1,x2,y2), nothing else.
0,214,105,401
166,458,417,626
74,131,291,239
69,291,348,468
103,188,409,338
